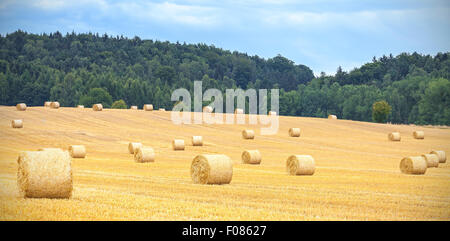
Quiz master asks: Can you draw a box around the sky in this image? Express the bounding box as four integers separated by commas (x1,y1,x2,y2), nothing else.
0,0,449,76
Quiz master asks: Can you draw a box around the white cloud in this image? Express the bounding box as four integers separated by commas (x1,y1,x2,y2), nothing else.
116,1,220,27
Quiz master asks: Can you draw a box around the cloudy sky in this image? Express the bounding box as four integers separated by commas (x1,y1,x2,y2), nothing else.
0,0,449,75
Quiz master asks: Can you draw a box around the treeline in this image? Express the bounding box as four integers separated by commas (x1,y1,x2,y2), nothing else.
0,30,448,125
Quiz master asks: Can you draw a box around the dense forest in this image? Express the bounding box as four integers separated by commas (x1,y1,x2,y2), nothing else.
0,30,449,125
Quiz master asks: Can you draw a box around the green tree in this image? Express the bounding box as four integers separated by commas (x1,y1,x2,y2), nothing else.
79,88,113,108
111,99,127,109
372,100,392,123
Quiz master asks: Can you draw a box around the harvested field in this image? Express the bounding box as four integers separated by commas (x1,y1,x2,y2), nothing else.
0,106,449,220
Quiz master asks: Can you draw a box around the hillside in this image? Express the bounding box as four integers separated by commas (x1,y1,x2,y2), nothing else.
0,107,449,220
0,31,449,125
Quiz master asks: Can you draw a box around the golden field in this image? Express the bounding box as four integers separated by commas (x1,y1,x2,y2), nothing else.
0,106,449,220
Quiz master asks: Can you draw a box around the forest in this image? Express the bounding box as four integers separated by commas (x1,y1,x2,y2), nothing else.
0,30,448,125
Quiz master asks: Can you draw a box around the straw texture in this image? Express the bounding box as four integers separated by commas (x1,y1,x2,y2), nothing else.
17,150,72,198
421,154,439,168
430,150,446,163
388,132,401,141
16,103,27,111
413,131,424,139
242,129,255,139
50,102,60,109
192,136,203,146
191,154,233,184
128,142,143,154
172,139,185,150
143,104,153,111
400,156,427,175
242,150,262,164
134,147,155,163
69,145,86,158
11,119,23,128
289,128,301,137
93,104,103,111
286,155,315,175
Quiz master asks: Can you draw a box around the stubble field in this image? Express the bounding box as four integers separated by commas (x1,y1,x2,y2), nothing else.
0,106,449,220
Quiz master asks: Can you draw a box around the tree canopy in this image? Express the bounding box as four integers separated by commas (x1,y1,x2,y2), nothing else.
0,30,448,125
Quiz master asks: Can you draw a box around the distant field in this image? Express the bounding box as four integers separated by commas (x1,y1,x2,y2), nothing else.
0,106,449,220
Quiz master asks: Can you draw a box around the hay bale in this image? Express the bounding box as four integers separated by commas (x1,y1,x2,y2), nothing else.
430,150,446,163
130,106,138,110
421,154,439,168
268,111,277,116
242,129,255,139
93,104,103,111
11,119,23,128
68,145,86,158
50,102,60,109
289,128,301,137
159,108,166,111
234,108,244,114
128,142,142,154
143,104,153,111
77,105,84,109
388,132,401,141
44,101,51,107
400,156,427,175
16,103,27,111
17,150,72,198
328,115,337,119
413,131,424,139
134,147,155,163
191,154,233,184
192,136,203,146
203,106,213,113
242,150,262,164
286,155,315,175
172,139,185,151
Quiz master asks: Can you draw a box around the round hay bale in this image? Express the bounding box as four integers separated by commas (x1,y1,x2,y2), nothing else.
242,129,255,139
143,104,153,111
421,154,439,168
134,147,155,163
50,102,60,109
16,103,27,111
69,145,86,158
388,132,401,141
413,131,424,139
400,156,427,175
77,105,84,109
172,139,185,150
11,119,23,128
242,150,262,164
328,115,337,119
44,101,51,107
128,142,142,154
192,136,203,146
130,106,138,110
17,150,72,198
93,104,103,111
289,128,301,137
268,111,277,116
234,108,244,114
191,154,233,184
430,150,446,163
159,108,166,111
286,155,315,175
203,106,213,113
